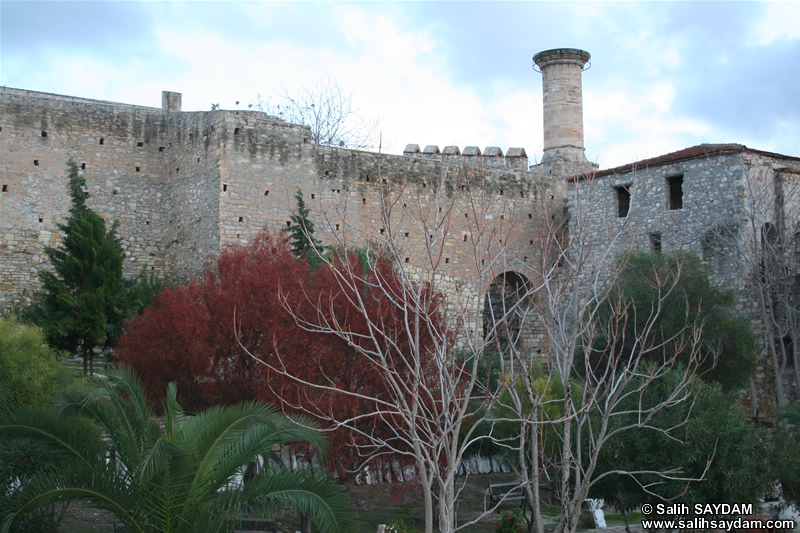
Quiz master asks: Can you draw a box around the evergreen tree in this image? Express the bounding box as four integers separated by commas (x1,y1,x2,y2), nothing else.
39,159,125,376
287,188,323,268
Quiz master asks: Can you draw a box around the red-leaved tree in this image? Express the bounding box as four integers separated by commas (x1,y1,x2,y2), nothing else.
115,231,436,479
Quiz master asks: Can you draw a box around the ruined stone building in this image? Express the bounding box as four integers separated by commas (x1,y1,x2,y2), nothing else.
1,48,797,414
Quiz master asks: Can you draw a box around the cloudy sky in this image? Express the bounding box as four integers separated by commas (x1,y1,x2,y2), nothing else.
2,1,799,168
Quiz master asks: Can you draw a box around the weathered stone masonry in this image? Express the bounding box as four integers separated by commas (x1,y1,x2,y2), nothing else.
0,86,561,357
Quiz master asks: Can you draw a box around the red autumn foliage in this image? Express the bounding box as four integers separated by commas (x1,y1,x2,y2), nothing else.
115,230,448,478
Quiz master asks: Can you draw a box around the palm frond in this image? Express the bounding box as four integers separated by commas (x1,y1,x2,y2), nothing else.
239,468,355,533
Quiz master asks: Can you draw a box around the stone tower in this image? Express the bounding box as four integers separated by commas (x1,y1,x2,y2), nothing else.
533,48,594,174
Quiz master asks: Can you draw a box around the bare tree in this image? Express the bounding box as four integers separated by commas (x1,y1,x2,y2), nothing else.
256,77,380,150
703,162,800,411
498,174,712,533
238,159,543,533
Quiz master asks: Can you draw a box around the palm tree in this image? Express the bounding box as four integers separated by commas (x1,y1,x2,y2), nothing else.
0,367,354,533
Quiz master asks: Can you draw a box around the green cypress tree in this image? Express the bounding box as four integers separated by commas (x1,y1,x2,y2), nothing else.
39,159,124,376
287,188,323,268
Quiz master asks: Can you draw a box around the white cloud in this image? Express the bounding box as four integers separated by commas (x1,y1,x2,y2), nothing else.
750,1,800,45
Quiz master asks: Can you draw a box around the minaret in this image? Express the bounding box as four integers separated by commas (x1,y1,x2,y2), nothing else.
532,48,593,173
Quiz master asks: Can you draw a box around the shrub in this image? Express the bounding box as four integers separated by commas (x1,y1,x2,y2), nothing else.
0,315,62,408
495,508,525,533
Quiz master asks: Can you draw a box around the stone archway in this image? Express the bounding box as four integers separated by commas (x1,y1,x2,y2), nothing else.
483,271,533,359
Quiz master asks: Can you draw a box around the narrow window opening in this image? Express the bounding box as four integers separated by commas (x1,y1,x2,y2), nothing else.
524,256,528,262
530,240,534,245
382,178,387,184
264,190,269,196
380,228,385,235
303,137,309,144
33,160,39,166
99,137,105,145
286,221,291,228
238,216,244,223
461,185,466,191
41,131,47,137
465,213,469,218
499,189,503,195
445,258,450,264
362,198,366,205
336,189,341,194
649,232,662,253
135,166,141,172
463,235,468,242
422,183,426,188
175,168,180,173
237,233,241,238
500,215,505,220
234,128,240,134
405,232,410,238
137,142,144,147
366,175,370,182
615,186,631,217
520,191,525,198
439,207,443,213
2,185,8,192
528,213,532,219
324,171,330,176
335,224,340,231
405,257,410,263
481,259,485,266
38,217,43,223
222,184,228,192
668,175,683,210
146,220,151,225
81,163,86,170
311,194,315,199
158,146,165,152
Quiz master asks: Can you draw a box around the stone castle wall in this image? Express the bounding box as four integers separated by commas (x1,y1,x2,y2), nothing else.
0,88,560,355
570,147,800,415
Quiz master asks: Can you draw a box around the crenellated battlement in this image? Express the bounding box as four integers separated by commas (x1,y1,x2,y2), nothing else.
403,144,529,170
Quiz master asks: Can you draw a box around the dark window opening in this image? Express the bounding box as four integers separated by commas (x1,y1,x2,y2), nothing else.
286,221,291,228
649,232,662,253
135,166,141,172
366,175,370,182
158,146,165,152
81,163,86,170
445,258,450,264
380,228,385,235
668,175,683,210
222,184,228,192
335,224,340,231
237,233,240,238
33,160,39,166
422,183,426,188
264,190,269,196
520,191,525,198
99,138,104,145
499,189,503,195
146,221,150,225
137,142,144,147
238,216,244,223
405,232,410,238
463,235,468,242
38,217,43,223
234,128,240,134
528,214,532,219
362,198,366,204
615,186,630,217
405,257,410,263
175,168,179,173
311,194,315,199
2,185,8,192
41,131,47,137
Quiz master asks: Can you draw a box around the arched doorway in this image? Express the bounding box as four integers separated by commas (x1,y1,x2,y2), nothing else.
483,271,533,359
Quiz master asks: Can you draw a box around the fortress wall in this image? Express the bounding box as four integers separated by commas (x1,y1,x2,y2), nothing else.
160,111,227,280
0,88,171,308
0,87,560,355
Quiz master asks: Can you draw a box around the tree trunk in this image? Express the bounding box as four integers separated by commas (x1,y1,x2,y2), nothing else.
300,513,312,533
